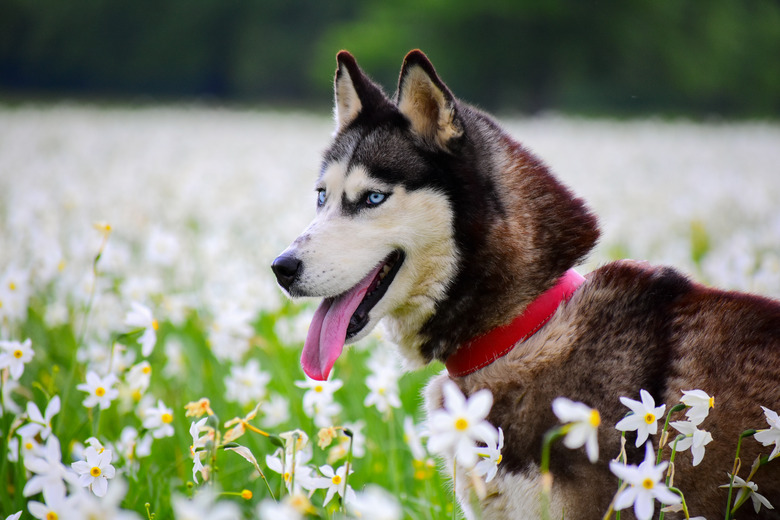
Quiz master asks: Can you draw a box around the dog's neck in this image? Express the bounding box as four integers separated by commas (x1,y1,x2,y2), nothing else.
445,269,585,377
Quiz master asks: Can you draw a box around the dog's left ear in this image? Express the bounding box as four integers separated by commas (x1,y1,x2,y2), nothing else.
397,50,463,150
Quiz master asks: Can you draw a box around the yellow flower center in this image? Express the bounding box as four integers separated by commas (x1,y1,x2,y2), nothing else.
142,365,152,375
314,385,324,393
332,474,342,485
162,412,173,424
90,466,102,477
131,390,142,402
641,478,654,490
25,442,34,450
152,319,159,331
644,413,656,424
95,387,106,397
589,409,601,428
13,349,23,359
496,454,503,464
709,396,715,409
283,472,291,482
241,489,252,500
454,417,469,431
46,513,58,520
9,282,16,291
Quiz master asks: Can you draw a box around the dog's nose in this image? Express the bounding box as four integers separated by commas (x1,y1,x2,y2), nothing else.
272,253,302,291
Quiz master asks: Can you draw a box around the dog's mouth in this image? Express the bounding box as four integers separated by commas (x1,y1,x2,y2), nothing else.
301,250,405,380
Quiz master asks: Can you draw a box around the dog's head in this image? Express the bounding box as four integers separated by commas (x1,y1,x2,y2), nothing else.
273,50,599,380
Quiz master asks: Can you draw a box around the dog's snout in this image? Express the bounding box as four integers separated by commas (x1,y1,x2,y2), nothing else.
272,253,302,291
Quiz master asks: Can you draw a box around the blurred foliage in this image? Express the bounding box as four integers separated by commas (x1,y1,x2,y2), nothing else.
1,0,779,117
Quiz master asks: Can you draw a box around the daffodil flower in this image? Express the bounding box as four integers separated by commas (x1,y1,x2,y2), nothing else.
124,301,158,357
680,389,714,425
552,397,601,463
427,381,498,468
17,395,60,441
609,443,681,520
669,420,713,466
71,446,116,497
77,371,119,410
615,389,666,447
313,464,356,507
720,473,775,514
754,406,780,461
0,338,34,380
473,427,504,483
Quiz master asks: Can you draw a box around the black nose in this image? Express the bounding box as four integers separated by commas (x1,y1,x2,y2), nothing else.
272,253,302,291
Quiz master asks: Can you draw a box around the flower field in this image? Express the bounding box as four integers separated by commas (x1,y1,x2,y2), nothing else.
0,104,779,519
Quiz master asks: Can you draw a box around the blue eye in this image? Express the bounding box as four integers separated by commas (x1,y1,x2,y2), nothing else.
317,190,326,206
366,192,386,206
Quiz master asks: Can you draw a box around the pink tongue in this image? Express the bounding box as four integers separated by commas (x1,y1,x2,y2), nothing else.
301,263,384,380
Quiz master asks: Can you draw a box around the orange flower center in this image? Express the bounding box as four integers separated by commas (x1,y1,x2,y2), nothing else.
90,466,102,477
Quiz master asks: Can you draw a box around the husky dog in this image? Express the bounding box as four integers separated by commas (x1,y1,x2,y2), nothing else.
272,50,780,519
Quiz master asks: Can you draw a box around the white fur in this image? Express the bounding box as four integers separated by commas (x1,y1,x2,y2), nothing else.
279,160,459,366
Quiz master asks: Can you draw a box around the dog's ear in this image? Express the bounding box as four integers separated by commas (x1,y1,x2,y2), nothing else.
334,51,389,132
397,50,463,149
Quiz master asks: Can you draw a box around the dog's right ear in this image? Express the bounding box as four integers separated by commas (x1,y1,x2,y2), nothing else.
333,51,388,132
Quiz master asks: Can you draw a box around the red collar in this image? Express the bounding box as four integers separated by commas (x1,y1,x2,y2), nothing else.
445,269,585,377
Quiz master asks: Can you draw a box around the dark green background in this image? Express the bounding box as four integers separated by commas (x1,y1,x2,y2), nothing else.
2,0,779,117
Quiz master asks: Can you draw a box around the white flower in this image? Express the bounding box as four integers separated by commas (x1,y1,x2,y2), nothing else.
23,436,78,499
67,477,142,520
262,393,291,428
473,427,504,483
669,420,713,466
141,399,175,438
0,338,34,380
172,489,242,520
71,446,116,497
552,397,601,463
4,512,22,520
189,417,210,483
17,395,60,440
257,497,305,520
680,389,714,425
754,406,780,461
720,474,775,514
1,376,22,417
615,389,666,447
28,480,71,520
0,265,31,323
266,444,317,494
124,301,158,357
77,371,119,409
295,376,343,428
403,416,428,462
207,305,253,362
125,361,152,399
312,464,356,507
224,359,271,406
363,350,402,414
350,485,402,520
609,443,681,520
146,226,180,266
427,381,498,468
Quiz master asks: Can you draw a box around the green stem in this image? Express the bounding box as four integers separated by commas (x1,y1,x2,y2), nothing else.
452,456,458,520
659,434,684,520
342,428,354,516
657,404,687,465
725,429,756,520
540,425,567,520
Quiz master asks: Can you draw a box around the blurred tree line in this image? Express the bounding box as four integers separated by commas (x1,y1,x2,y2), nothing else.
1,0,779,117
